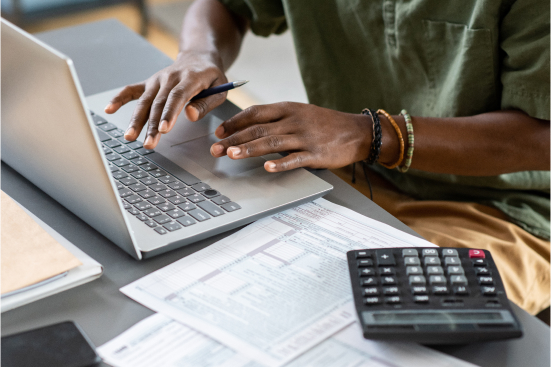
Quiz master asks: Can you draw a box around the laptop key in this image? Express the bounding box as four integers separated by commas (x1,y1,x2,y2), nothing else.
129,183,147,192
140,177,158,186
187,208,210,222
120,177,138,186
131,171,148,179
136,213,148,221
99,122,117,131
116,183,124,190
138,189,156,199
168,181,186,190
102,147,112,155
92,115,107,125
122,165,139,173
96,129,112,142
109,128,125,138
148,196,165,205
149,169,166,178
154,227,168,235
176,187,194,196
136,147,154,155
128,141,143,150
212,195,231,205
132,157,149,165
197,201,225,217
141,163,157,171
176,216,197,227
187,193,205,203
168,195,186,205
122,202,130,209
108,163,119,172
144,220,157,228
202,189,220,198
104,140,121,148
163,222,182,232
191,182,210,192
178,202,196,211
157,202,176,212
113,159,130,167
112,171,128,180
149,183,167,192
159,189,177,198
118,188,132,197
114,146,130,154
127,207,140,215
123,151,140,160
166,209,186,218
158,175,176,184
221,202,242,212
144,208,162,217
124,194,142,204
105,153,120,162
118,137,133,144
134,201,152,211
153,214,172,224
147,152,201,186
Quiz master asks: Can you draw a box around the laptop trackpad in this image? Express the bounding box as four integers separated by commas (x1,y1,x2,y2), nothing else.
172,134,266,178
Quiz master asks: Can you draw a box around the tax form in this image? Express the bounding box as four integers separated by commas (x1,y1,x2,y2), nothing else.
98,313,477,367
121,198,435,367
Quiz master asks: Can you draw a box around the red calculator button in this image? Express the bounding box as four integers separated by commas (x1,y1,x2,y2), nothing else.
469,249,485,259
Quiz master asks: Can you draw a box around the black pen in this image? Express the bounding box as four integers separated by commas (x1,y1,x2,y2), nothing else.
190,80,249,101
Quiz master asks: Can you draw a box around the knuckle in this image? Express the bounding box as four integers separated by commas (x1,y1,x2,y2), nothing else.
267,136,281,149
249,125,268,139
194,99,209,115
244,105,260,118
170,86,186,100
152,96,167,109
244,143,255,156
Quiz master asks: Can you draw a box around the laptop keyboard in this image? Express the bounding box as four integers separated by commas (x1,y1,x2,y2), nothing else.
91,112,241,235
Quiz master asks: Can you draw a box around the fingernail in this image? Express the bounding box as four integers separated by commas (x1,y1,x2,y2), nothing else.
159,120,168,133
215,125,225,137
104,103,112,111
228,147,241,157
144,136,153,147
266,162,276,170
211,144,224,156
125,127,135,138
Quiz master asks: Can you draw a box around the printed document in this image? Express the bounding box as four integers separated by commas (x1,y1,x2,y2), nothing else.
98,313,477,367
121,198,434,366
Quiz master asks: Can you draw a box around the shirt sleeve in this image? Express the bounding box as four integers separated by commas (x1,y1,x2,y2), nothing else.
218,0,287,37
499,0,550,120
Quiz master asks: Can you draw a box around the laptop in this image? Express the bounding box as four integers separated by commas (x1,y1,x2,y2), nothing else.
1,19,333,260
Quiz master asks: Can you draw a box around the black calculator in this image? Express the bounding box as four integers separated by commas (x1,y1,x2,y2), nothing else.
347,247,523,344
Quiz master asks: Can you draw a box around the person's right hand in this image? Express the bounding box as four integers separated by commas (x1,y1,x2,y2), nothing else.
104,51,228,149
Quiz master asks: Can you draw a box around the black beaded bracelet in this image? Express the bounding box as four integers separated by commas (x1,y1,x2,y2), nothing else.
362,109,382,165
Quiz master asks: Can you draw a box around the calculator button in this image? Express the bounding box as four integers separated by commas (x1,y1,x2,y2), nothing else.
381,276,397,285
478,276,494,285
364,297,381,305
429,275,447,286
414,295,430,303
411,286,428,295
422,249,439,257
357,259,374,267
472,259,488,267
363,287,379,296
469,249,485,258
355,250,371,258
453,286,470,295
361,277,378,286
424,257,441,266
409,275,426,286
404,257,421,266
426,266,444,275
379,267,396,276
444,257,461,266
450,275,468,285
447,266,465,275
442,249,459,257
385,296,401,304
481,286,497,296
376,250,396,266
432,286,449,295
359,268,376,277
406,266,423,276
402,249,418,257
475,267,492,275
383,287,399,295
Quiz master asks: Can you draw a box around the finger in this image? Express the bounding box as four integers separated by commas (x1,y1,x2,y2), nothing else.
124,81,160,141
148,81,178,135
223,135,302,160
184,90,227,122
264,152,313,172
215,103,290,139
104,83,145,114
210,123,292,157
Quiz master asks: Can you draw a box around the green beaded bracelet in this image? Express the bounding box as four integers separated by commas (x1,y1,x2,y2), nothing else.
397,109,414,173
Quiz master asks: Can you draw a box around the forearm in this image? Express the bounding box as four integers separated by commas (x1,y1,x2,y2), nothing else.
179,0,248,71
379,110,550,176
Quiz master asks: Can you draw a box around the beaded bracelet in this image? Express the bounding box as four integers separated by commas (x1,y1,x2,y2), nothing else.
362,109,382,165
376,109,404,169
397,109,414,173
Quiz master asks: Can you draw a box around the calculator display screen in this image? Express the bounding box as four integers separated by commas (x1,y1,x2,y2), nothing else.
373,312,503,322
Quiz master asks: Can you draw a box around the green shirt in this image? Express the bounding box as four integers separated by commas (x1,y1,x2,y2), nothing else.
220,0,551,239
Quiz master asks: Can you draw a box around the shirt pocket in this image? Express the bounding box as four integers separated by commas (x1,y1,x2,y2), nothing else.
423,19,499,117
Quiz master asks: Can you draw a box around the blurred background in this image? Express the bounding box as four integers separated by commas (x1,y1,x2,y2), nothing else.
1,0,308,109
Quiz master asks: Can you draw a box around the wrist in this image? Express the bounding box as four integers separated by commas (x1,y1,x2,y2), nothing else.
176,49,224,70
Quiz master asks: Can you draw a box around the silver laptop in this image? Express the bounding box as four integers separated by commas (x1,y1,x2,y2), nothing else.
1,19,333,259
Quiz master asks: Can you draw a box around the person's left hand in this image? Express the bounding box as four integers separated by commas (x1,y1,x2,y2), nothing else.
210,102,372,172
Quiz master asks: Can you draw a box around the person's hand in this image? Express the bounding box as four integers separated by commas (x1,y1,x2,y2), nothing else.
104,51,228,149
210,102,373,172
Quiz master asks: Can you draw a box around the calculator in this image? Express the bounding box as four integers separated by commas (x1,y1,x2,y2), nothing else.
347,247,523,344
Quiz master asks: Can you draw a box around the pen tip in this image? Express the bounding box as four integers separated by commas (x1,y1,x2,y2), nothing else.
233,80,249,87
